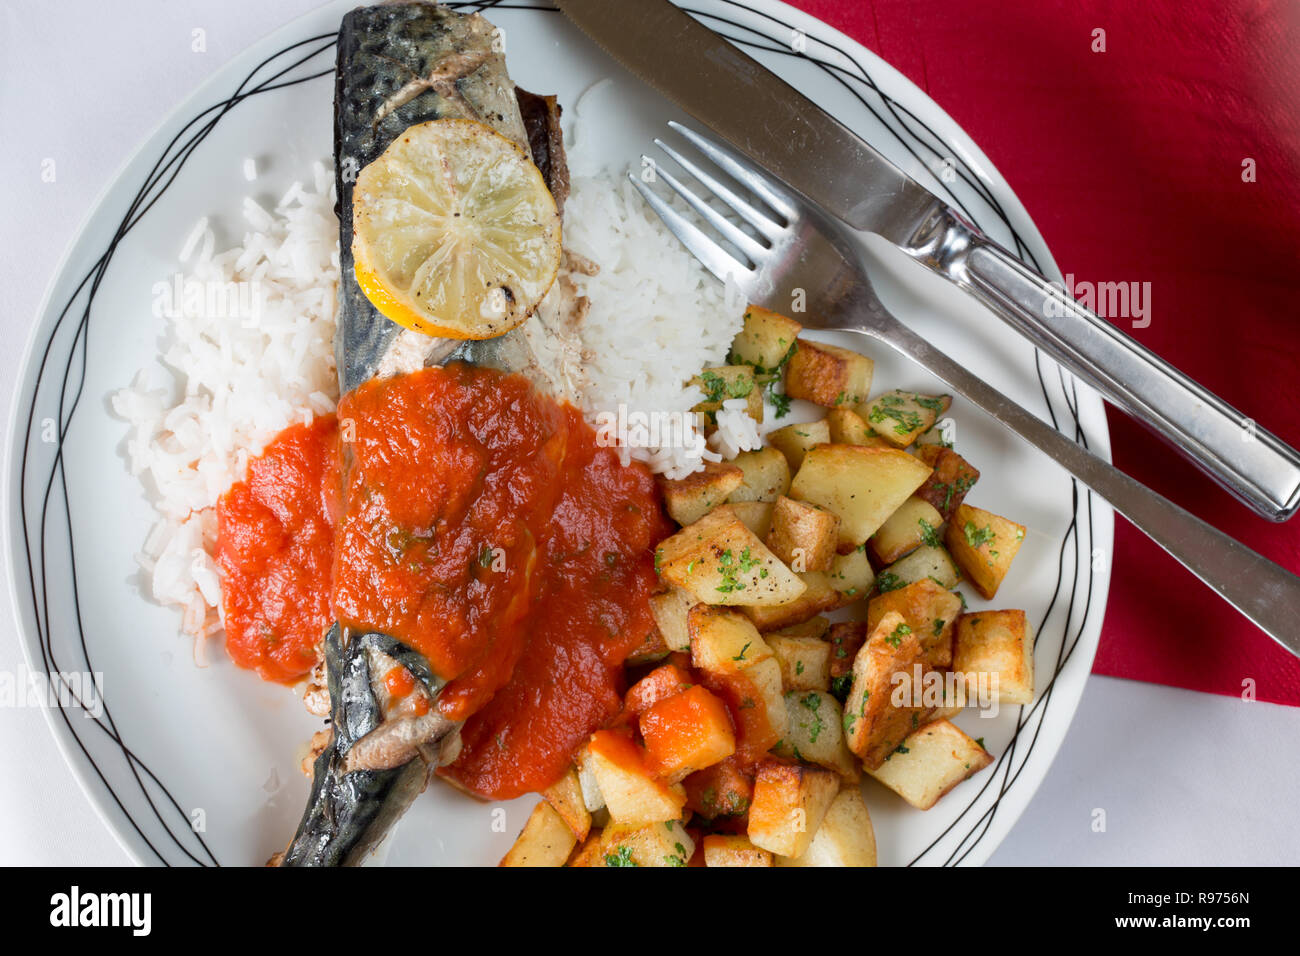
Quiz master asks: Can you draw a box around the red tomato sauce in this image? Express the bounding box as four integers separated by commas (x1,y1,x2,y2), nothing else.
215,415,340,683
216,363,669,801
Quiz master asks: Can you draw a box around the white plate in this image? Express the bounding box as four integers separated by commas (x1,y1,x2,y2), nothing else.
5,0,1112,866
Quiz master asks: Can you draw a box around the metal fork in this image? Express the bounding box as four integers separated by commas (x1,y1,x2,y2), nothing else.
631,122,1300,655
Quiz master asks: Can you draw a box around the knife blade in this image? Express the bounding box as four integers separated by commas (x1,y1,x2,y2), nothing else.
553,0,940,241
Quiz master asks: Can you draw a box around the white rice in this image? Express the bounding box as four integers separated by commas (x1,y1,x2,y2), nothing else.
113,161,753,645
563,173,748,477
111,161,340,645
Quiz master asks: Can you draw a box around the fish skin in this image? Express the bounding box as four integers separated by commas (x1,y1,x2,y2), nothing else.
283,2,581,868
333,2,528,396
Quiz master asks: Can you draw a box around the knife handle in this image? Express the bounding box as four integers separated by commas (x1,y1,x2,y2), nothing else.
912,207,1300,521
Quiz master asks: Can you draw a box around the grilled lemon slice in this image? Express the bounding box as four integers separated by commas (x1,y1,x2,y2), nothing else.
351,118,562,340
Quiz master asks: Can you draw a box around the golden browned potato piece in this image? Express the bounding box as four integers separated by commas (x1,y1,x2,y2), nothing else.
747,758,840,857
773,690,858,781
843,611,930,770
776,787,877,867
658,460,743,526
869,496,945,565
599,820,695,867
703,833,774,866
790,444,932,548
866,577,965,669
729,500,775,539
953,609,1035,705
655,506,806,606
691,365,762,423
648,587,695,653
863,390,951,447
542,766,592,842
729,305,803,382
825,406,888,447
585,732,686,826
500,800,577,867
767,418,831,471
875,544,962,594
784,339,874,411
945,502,1026,598
767,632,832,692
727,447,792,504
914,444,981,520
866,719,992,810
766,496,839,573
742,570,851,631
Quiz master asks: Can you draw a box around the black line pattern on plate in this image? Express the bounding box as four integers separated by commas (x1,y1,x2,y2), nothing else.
17,0,1098,866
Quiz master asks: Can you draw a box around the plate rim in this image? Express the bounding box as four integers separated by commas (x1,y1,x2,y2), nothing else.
5,0,1114,866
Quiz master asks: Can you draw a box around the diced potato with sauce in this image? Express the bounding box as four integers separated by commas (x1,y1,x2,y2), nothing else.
870,496,945,565
747,758,840,858
625,662,694,715
915,445,981,520
729,500,775,539
775,690,858,781
689,607,787,747
585,730,686,826
727,447,791,503
692,365,762,423
825,407,888,447
656,506,805,606
767,419,831,471
542,766,591,841
867,578,964,669
945,503,1026,599
776,787,876,867
703,833,773,867
865,390,952,447
599,819,695,867
866,719,992,810
641,685,737,782
742,570,849,631
648,588,695,653
729,304,802,382
790,444,932,548
624,627,670,667
784,339,874,411
767,633,831,692
659,460,743,526
843,611,929,770
766,496,839,572
827,621,866,693
684,756,753,819
732,656,788,746
500,800,576,867
954,609,1035,705
875,544,962,594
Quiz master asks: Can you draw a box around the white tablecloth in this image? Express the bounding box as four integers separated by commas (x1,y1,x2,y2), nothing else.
1,0,1295,866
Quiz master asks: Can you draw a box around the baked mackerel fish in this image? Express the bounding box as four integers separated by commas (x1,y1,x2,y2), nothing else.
279,1,580,867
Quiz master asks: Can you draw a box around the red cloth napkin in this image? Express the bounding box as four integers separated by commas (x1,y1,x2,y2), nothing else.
788,0,1300,705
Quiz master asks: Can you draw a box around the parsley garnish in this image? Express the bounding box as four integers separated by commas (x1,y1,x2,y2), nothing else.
963,521,996,549
605,846,638,867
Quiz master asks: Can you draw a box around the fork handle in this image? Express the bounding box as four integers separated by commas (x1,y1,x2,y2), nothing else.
864,313,1300,657
907,208,1300,521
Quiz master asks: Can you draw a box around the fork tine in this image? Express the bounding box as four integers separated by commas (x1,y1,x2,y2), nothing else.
653,137,784,244
627,173,752,287
668,121,799,222
645,158,768,262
